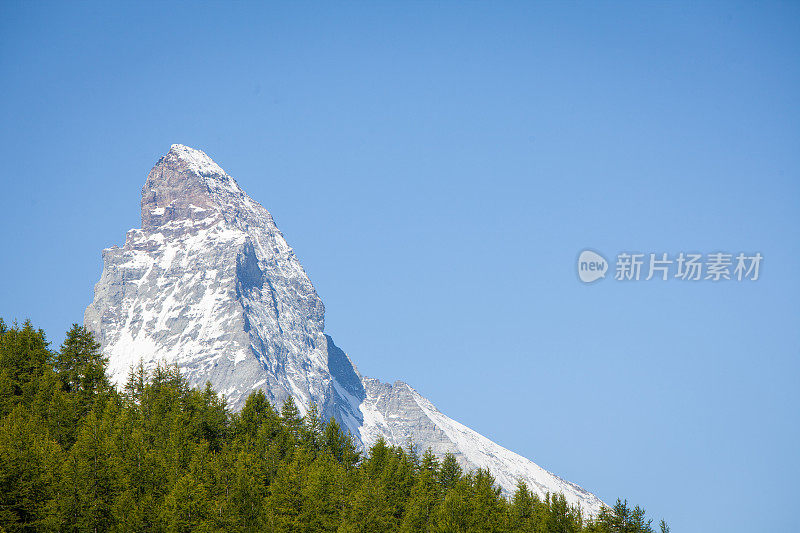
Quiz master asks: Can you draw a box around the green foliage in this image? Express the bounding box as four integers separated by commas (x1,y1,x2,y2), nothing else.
0,320,53,417
0,319,665,532
586,499,656,533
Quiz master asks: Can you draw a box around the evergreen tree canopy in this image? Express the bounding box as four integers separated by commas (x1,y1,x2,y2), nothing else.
0,318,667,532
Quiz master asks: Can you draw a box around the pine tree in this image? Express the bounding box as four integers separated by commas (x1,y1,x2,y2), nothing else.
159,472,212,532
123,359,147,406
280,397,302,443
264,450,310,532
400,449,440,532
227,449,266,531
57,410,119,532
592,499,654,533
321,418,360,469
546,492,583,533
432,477,473,532
510,480,535,529
234,389,279,441
0,406,62,530
194,381,228,452
56,324,110,416
467,468,506,532
301,403,323,452
438,452,462,492
343,473,392,532
302,454,346,532
0,320,53,415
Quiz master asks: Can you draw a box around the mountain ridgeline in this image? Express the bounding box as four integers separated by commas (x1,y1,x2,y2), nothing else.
85,145,598,512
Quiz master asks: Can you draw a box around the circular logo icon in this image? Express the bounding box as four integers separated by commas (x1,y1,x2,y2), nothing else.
577,250,608,283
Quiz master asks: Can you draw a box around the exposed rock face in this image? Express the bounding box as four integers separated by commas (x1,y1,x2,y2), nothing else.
85,145,604,516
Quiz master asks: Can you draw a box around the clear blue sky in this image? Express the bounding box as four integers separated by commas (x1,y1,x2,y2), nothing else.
1,2,798,531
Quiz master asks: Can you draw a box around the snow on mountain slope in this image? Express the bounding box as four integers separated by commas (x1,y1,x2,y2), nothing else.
85,144,604,516
355,378,604,514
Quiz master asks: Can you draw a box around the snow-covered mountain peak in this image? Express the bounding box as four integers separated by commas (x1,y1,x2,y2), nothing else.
141,145,246,230
167,144,227,177
86,145,606,517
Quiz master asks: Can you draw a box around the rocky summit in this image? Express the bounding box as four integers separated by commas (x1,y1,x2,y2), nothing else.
85,144,605,516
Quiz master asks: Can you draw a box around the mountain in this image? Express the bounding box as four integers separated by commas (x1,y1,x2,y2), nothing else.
84,144,605,516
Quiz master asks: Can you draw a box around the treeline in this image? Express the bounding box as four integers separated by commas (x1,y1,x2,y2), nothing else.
0,319,668,532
